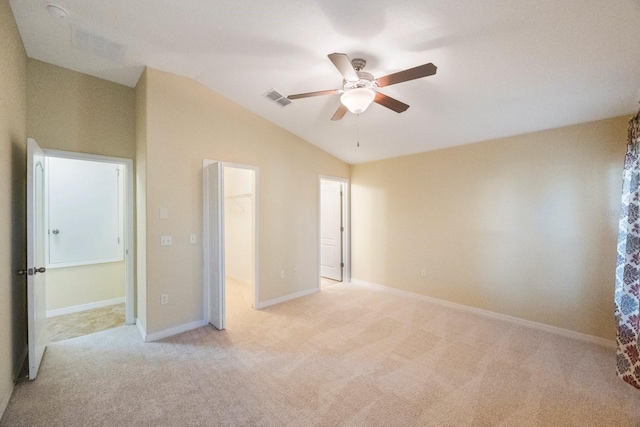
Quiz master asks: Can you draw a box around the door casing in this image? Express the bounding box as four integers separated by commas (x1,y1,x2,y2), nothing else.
318,176,350,288
203,159,259,327
43,149,135,325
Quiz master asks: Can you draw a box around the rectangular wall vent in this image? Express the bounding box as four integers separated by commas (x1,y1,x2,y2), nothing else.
262,89,291,107
72,26,127,63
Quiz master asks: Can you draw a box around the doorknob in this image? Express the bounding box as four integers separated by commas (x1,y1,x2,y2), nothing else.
52,229,59,234
17,267,46,276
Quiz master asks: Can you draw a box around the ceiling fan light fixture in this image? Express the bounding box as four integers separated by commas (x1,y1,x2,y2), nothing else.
341,88,375,114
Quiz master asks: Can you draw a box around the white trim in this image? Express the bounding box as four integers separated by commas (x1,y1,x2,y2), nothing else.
202,160,211,325
255,287,319,309
0,382,13,421
42,149,135,326
202,159,260,325
135,318,146,341
43,149,130,164
319,176,351,288
46,297,125,318
350,279,616,349
142,320,208,343
46,257,124,269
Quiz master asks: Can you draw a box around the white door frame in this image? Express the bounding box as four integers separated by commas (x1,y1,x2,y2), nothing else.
318,176,350,287
203,159,259,325
43,149,135,325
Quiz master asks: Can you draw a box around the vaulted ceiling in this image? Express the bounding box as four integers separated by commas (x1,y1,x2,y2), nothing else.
9,0,640,164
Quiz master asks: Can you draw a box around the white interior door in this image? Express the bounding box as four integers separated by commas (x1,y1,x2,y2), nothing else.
206,162,225,330
27,138,48,380
320,180,343,281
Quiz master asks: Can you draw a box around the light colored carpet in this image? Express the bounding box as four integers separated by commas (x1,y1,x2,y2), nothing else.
3,281,640,426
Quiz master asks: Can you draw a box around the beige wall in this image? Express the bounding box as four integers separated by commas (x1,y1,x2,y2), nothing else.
26,58,136,322
46,262,125,312
0,0,27,415
26,59,135,160
138,68,349,334
351,117,626,340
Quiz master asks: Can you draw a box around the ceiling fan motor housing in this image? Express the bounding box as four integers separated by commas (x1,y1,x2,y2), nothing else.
344,71,375,91
351,58,367,71
342,58,376,91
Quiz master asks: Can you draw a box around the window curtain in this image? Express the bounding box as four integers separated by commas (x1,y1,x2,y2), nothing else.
616,109,640,388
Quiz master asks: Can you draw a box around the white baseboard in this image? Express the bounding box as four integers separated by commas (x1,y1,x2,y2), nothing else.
255,287,319,309
142,319,208,343
46,297,125,318
135,319,146,341
350,279,616,349
0,382,13,421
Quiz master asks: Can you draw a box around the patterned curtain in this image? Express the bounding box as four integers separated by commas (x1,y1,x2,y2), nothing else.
616,109,640,388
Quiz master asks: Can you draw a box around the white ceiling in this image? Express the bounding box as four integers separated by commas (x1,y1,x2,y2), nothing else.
9,0,640,164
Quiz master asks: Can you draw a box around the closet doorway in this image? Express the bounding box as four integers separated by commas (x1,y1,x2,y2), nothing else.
319,176,350,287
203,160,258,330
43,150,134,342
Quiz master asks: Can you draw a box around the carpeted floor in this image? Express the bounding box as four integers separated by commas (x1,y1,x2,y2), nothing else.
2,280,640,426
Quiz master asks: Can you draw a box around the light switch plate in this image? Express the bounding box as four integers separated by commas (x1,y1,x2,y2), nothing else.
160,235,172,246
160,208,169,220
190,234,197,244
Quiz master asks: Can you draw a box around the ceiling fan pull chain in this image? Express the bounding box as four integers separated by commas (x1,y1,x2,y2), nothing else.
357,115,360,148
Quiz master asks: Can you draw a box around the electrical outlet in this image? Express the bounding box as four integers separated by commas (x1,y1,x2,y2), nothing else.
161,294,169,305
160,235,172,246
280,270,285,279
421,268,427,278
190,234,197,244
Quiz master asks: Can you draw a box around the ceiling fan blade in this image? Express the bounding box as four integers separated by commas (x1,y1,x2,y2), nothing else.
374,92,410,113
328,53,359,82
287,89,340,100
331,104,348,121
375,63,437,87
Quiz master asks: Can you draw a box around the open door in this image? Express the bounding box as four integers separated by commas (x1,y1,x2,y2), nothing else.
205,162,225,330
27,138,48,379
320,180,343,281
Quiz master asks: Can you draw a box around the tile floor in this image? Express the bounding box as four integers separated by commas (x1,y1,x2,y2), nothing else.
46,304,125,343
321,277,342,287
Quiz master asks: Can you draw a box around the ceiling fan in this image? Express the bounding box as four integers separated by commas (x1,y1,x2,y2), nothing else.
288,53,437,121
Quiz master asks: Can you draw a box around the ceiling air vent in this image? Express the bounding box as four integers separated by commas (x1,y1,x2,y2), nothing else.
72,26,126,63
262,89,291,107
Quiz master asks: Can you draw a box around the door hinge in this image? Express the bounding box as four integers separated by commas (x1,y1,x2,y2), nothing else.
341,227,344,232
341,262,344,268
